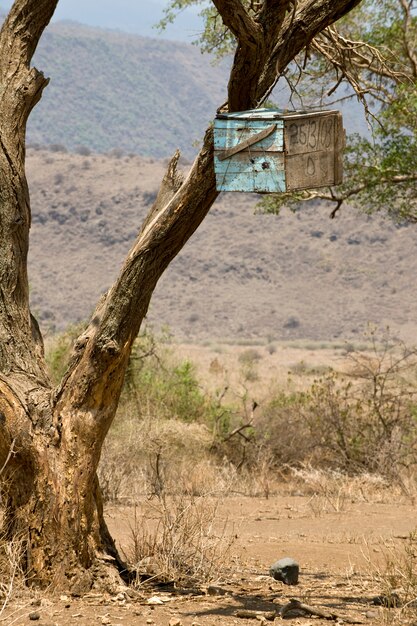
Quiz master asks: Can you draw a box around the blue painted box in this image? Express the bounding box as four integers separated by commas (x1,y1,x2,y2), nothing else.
213,108,344,193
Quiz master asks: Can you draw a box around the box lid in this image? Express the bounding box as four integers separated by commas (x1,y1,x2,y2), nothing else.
215,108,282,120
215,108,338,121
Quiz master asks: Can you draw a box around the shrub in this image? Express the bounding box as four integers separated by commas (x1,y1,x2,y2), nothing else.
255,332,417,478
125,490,235,584
255,390,312,467
238,348,261,382
74,144,91,156
257,334,417,480
122,333,208,424
299,337,417,476
48,143,67,153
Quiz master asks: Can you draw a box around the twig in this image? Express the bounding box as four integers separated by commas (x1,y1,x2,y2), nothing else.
223,422,253,443
0,439,15,476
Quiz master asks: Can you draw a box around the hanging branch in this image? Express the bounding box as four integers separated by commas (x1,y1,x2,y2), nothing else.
266,172,417,220
310,26,407,109
399,0,417,78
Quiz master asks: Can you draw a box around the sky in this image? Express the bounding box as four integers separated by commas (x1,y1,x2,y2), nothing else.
0,0,204,42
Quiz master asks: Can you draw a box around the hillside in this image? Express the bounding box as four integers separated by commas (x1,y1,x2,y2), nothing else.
29,22,229,159
26,21,367,160
27,146,417,344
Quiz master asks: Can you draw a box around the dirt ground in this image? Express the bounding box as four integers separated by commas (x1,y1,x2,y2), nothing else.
4,494,417,626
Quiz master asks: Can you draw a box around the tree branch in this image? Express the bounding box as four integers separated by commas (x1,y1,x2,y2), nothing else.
212,0,262,47
257,0,363,103
0,0,58,382
399,0,417,78
287,172,417,219
140,150,184,233
54,130,218,444
258,0,293,48
309,26,407,110
0,0,59,71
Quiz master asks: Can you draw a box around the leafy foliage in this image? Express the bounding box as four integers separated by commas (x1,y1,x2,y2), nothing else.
162,0,417,222
260,0,417,222
158,0,236,58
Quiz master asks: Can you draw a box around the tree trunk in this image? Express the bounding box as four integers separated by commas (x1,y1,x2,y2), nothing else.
0,0,363,590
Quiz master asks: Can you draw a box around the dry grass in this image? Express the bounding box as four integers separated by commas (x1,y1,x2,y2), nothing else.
0,534,26,617
363,532,417,625
125,492,236,585
288,465,392,503
99,415,217,502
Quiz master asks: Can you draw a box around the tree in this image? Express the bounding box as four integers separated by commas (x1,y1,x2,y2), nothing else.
0,0,363,590
258,0,417,222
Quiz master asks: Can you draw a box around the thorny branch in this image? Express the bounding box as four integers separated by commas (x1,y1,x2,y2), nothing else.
290,172,417,219
310,26,407,111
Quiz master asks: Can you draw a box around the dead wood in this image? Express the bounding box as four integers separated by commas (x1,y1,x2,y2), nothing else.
279,598,364,623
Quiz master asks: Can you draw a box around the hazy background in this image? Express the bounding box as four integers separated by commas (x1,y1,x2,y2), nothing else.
0,0,399,345
0,0,203,41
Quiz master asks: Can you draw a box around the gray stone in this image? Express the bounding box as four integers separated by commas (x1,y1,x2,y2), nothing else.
372,592,401,608
269,557,299,585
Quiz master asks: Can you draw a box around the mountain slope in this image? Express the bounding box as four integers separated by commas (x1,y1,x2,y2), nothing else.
27,21,367,159
27,147,417,344
29,22,229,159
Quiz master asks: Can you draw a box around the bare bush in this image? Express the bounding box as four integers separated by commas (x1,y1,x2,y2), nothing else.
125,491,236,584
98,415,216,502
301,334,417,477
365,532,417,624
255,331,417,479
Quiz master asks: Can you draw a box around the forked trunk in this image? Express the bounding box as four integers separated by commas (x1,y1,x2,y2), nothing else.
0,381,126,590
0,0,363,591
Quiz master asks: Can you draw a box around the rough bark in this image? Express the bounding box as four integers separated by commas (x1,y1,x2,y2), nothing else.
0,0,364,590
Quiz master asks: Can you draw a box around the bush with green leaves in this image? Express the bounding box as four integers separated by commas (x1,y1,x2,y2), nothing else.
121,329,233,431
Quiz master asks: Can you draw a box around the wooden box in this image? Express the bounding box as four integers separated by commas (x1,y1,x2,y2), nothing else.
213,108,344,193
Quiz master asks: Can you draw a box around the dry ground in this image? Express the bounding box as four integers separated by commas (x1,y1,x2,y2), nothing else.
4,344,416,626
3,492,417,626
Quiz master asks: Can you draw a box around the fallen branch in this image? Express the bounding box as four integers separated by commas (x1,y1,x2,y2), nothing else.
235,599,364,623
279,598,364,623
235,609,275,620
